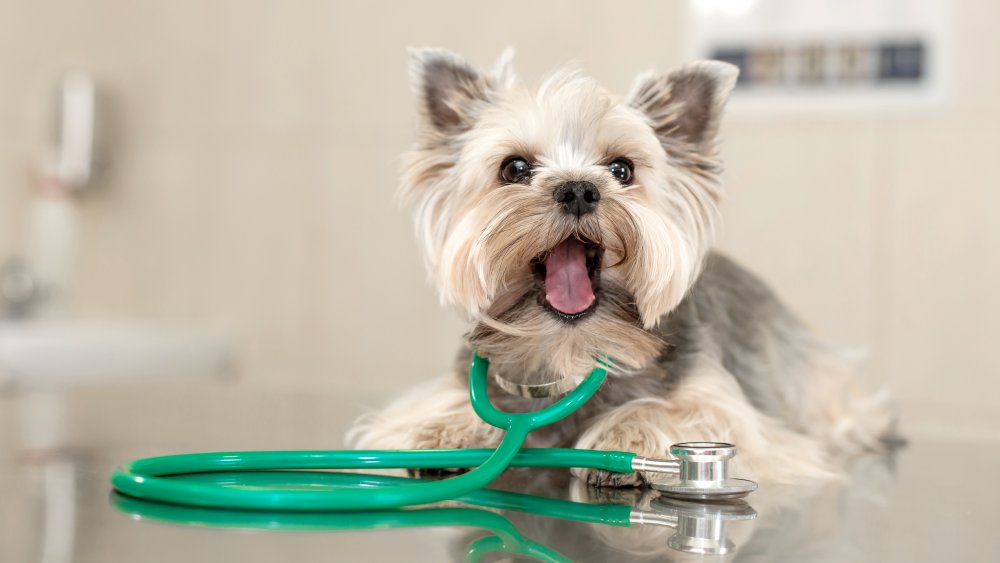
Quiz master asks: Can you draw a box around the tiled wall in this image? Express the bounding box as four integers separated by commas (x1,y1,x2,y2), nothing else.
1,1,997,433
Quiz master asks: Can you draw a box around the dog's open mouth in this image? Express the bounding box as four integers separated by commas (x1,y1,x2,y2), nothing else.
531,236,603,320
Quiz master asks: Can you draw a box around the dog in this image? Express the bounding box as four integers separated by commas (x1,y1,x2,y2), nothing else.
348,48,893,486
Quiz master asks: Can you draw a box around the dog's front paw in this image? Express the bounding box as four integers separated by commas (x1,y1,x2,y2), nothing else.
409,419,500,451
347,375,504,452
348,377,505,481
585,468,645,488
350,412,501,479
574,432,662,488
351,414,501,452
571,401,676,488
406,467,469,480
401,421,499,479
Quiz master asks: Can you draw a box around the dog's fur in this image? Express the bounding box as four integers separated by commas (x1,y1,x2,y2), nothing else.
347,48,892,485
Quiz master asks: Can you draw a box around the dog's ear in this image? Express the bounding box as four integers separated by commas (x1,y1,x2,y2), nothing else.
409,47,502,136
627,61,738,147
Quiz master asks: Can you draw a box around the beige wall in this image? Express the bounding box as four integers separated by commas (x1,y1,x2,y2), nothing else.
718,0,1000,430
1,0,998,435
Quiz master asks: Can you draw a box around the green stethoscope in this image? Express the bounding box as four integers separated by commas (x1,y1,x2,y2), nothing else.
110,353,756,511
112,469,757,560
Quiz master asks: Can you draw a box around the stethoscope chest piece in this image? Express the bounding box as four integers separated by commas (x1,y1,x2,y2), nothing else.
647,442,758,500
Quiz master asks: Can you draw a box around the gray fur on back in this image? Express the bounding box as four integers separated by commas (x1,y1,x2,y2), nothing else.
662,252,825,424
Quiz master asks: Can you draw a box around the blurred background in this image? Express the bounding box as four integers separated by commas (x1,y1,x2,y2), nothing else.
0,1,997,557
2,0,998,451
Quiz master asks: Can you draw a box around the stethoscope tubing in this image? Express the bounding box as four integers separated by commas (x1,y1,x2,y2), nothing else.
112,426,528,511
116,447,635,476
109,354,623,511
110,443,637,511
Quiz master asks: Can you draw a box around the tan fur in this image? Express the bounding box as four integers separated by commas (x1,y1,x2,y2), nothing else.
573,358,836,486
347,375,502,456
796,354,895,454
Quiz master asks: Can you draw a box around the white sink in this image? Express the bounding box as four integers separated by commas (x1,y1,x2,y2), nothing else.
0,319,230,390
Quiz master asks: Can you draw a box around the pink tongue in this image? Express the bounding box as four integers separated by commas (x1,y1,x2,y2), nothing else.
544,238,595,315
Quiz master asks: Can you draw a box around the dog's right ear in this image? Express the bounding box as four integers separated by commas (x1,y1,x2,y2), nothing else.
627,61,738,148
409,48,498,136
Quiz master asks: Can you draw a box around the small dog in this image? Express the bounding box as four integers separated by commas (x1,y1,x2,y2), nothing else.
348,48,892,486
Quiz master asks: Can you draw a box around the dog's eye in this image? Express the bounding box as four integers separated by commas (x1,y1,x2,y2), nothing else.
608,159,633,184
500,157,532,184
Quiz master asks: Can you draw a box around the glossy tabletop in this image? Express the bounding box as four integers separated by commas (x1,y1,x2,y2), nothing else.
1,396,998,563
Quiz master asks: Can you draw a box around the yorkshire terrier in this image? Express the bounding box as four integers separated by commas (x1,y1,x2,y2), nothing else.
348,48,892,486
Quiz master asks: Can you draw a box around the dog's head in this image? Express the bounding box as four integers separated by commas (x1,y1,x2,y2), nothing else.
401,48,737,377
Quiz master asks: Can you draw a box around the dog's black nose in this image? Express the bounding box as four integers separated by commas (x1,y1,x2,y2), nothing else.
553,181,600,217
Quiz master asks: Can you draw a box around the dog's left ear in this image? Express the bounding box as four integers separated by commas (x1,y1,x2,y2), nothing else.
627,61,738,147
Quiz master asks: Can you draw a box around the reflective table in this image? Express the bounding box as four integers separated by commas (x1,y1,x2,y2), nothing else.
1,387,998,562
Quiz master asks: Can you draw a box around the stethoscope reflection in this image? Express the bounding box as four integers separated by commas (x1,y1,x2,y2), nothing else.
111,470,757,561
631,497,756,556
567,478,757,558
113,493,566,562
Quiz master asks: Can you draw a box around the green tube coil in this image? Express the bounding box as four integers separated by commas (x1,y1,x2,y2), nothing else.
110,353,635,512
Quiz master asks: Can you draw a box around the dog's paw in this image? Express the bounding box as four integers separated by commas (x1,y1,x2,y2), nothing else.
585,468,644,488
408,419,502,451
406,467,470,480
571,401,678,488
575,430,663,489
347,375,504,454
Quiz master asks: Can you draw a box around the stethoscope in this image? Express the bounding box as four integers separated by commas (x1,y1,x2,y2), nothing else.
110,353,757,511
112,471,757,559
